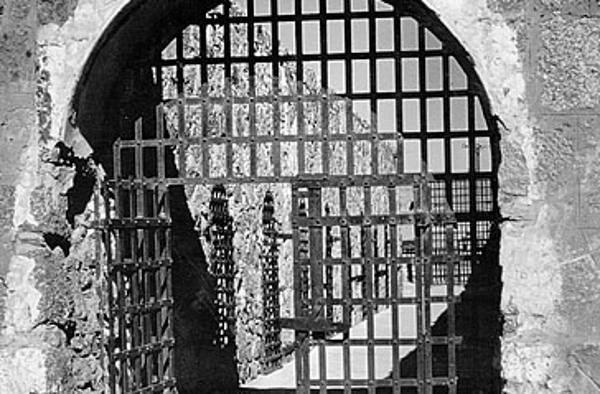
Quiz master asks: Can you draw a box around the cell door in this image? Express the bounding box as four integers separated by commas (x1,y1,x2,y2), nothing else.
100,120,176,393
285,179,459,394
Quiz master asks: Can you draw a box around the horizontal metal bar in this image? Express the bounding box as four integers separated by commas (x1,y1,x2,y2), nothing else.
109,258,173,270
110,299,174,315
191,10,398,24
102,218,171,228
280,317,349,332
306,378,419,387
157,88,477,103
299,295,460,305
115,133,402,147
295,257,415,265
295,256,466,265
311,338,420,346
114,339,175,359
125,378,177,394
108,174,424,187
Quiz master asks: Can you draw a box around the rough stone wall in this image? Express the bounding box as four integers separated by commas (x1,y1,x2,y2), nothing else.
0,0,599,392
424,0,600,392
1,0,128,392
0,0,46,392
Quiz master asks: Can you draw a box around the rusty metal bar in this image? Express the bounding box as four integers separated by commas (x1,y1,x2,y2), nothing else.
209,185,235,348
388,184,401,394
99,1,503,392
261,191,282,372
446,220,458,394
363,184,375,394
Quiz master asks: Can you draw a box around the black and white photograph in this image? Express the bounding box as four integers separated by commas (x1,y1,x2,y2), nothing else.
0,0,598,393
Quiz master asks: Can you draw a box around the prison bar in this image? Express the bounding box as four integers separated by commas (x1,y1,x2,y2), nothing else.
261,191,283,372
209,184,236,348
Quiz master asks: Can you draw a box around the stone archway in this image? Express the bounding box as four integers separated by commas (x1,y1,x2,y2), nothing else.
0,0,540,393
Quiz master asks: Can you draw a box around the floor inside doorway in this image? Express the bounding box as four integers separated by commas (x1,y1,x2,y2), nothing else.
241,284,464,390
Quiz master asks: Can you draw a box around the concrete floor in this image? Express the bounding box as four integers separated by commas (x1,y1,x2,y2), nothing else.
242,284,464,389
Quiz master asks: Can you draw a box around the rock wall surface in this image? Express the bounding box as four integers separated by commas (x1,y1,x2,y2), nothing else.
429,0,600,392
0,0,598,392
1,0,129,392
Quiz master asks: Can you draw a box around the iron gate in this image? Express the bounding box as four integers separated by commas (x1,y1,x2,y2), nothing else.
99,118,176,393
282,178,460,394
101,108,462,393
97,0,499,392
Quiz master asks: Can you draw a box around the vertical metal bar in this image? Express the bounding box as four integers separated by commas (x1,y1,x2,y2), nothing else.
292,185,307,393
388,185,400,394
154,185,165,385
103,180,117,394
394,6,404,175
200,17,211,180
156,104,166,181
445,221,457,394
154,98,164,387
133,121,144,389
339,186,352,394
373,226,379,302
112,141,123,393
344,0,354,175
295,0,305,176
442,53,452,215
248,0,258,179
363,183,375,394
164,185,175,382
324,204,334,322
368,0,379,179
413,180,424,394
468,90,477,267
175,33,187,178
142,189,153,387
307,186,326,393
418,24,427,176
320,0,330,177
271,0,282,179
224,5,234,180
421,179,433,394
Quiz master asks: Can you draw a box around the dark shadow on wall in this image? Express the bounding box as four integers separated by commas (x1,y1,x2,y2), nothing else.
114,64,240,393
71,2,241,388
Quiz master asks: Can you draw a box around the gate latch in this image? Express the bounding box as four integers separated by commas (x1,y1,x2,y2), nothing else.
279,317,349,333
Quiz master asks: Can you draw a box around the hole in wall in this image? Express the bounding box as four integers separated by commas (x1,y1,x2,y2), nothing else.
43,232,71,256
47,142,97,226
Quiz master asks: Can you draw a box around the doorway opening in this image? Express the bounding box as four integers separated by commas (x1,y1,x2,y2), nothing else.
83,0,502,392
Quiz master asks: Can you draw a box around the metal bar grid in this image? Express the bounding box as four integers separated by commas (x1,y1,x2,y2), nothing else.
208,185,236,348
100,0,501,392
292,184,311,392
291,178,458,392
104,173,176,393
261,191,283,372
101,114,177,394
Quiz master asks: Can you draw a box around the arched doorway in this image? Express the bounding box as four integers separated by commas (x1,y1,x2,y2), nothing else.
87,0,501,392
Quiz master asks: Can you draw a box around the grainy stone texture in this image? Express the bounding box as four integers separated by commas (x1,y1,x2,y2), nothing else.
537,16,600,112
0,0,126,392
489,0,600,392
0,0,599,392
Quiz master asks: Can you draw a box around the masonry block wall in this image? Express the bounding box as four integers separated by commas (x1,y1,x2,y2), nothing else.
0,0,599,392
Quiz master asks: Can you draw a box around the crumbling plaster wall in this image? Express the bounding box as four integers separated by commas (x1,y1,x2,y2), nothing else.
1,0,599,392
1,0,129,392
